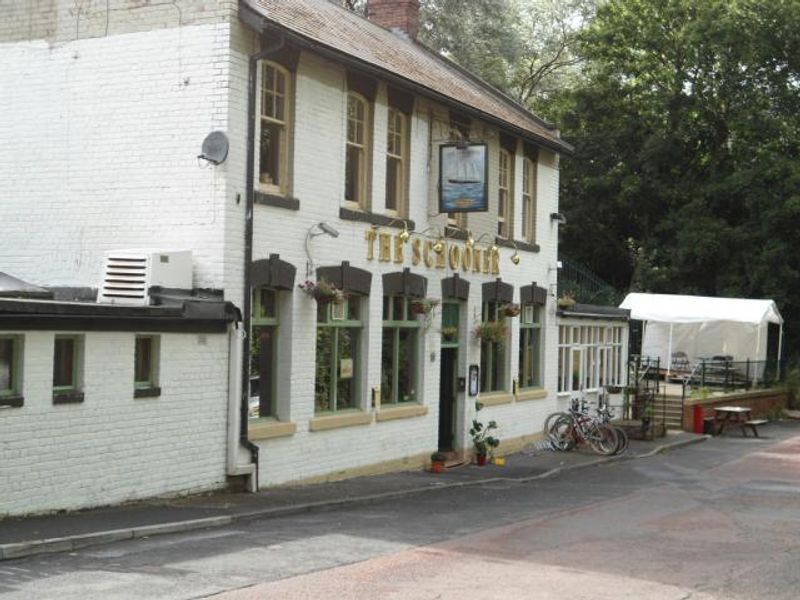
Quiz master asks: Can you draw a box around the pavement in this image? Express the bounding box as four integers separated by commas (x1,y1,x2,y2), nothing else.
0,430,707,562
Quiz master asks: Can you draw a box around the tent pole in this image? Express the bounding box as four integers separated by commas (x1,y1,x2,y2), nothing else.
666,323,673,378
755,323,762,385
777,324,784,380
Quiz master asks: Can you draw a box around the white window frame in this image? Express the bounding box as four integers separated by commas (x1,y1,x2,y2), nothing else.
345,92,370,210
255,60,291,196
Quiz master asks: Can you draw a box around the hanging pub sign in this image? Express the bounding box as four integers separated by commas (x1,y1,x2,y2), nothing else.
439,142,488,213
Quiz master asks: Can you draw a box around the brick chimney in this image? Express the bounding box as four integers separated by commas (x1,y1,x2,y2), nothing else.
367,0,420,39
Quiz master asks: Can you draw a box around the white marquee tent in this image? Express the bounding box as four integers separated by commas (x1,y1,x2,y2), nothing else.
620,293,783,371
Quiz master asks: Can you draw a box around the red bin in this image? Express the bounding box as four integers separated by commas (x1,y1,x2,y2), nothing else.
693,404,704,434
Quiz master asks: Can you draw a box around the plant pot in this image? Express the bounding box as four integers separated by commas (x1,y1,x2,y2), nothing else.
430,461,445,473
476,454,488,466
410,303,426,315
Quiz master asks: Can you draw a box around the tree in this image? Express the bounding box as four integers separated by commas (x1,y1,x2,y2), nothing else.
551,0,800,353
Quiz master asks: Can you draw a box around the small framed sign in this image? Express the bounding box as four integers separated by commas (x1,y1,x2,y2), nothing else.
468,364,480,397
439,143,489,213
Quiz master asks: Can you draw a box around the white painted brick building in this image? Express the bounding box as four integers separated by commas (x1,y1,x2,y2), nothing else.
0,0,596,515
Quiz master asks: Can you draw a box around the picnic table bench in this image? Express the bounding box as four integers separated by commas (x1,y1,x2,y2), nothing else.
713,406,766,437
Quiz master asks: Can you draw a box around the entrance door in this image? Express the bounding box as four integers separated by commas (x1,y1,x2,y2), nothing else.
438,347,457,451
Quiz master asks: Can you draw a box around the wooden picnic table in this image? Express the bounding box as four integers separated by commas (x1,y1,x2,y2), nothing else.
713,406,766,437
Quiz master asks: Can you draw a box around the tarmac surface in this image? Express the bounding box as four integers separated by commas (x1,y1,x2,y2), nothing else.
0,430,705,561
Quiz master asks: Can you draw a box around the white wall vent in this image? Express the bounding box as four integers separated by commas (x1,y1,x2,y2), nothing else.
98,250,193,305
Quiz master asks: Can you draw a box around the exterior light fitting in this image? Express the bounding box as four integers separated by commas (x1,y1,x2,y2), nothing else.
399,223,410,242
433,238,445,254
466,230,475,248
510,251,520,265
550,212,567,225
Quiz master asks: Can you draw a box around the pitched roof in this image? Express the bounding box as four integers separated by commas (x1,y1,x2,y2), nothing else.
241,0,572,154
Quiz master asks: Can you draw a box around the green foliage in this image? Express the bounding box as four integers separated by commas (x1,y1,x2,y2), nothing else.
470,401,500,456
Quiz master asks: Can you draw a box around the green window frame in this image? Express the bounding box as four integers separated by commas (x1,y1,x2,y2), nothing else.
0,335,22,398
134,335,160,395
480,302,507,393
518,304,542,389
315,296,362,413
381,296,421,405
250,287,279,419
53,335,83,396
440,302,460,348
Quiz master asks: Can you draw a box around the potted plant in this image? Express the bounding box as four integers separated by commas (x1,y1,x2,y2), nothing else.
557,293,576,309
410,297,440,316
502,303,521,317
440,325,458,343
470,401,500,465
430,451,448,473
298,279,345,305
473,320,508,345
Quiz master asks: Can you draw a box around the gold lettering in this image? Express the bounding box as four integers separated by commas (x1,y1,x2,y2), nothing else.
461,245,472,272
365,229,377,261
393,234,405,264
411,238,421,265
436,244,446,269
423,240,434,268
472,247,482,273
379,233,392,262
491,249,500,274
448,244,460,270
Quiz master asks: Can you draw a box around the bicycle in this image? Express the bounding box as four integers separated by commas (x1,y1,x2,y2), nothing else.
548,399,619,456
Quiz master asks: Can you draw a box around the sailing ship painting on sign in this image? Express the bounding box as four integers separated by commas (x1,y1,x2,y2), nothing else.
439,143,488,213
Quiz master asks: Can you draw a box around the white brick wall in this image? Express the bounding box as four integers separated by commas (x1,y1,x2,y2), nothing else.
0,330,230,517
0,23,236,292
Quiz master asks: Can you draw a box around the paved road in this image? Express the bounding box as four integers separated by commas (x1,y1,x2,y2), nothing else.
2,423,799,599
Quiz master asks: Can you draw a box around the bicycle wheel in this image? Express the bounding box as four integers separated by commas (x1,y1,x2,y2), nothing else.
588,423,618,456
543,411,570,436
613,426,629,455
548,415,577,451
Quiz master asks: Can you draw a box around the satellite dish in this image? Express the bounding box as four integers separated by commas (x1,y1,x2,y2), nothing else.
198,131,229,165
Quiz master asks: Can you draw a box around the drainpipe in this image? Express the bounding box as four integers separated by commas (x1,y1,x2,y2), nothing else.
240,30,287,491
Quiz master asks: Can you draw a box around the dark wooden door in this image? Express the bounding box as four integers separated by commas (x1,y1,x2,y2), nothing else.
438,348,456,451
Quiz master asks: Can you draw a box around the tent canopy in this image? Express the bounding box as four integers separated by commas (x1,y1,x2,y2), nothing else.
621,293,782,325
620,293,783,367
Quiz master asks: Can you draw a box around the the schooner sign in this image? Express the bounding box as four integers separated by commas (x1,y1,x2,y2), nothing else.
438,142,488,213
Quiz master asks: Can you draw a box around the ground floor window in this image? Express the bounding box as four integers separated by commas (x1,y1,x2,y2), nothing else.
0,335,22,397
53,335,83,398
518,305,542,388
315,296,362,412
134,335,159,391
558,324,625,392
250,287,279,418
381,296,421,404
480,301,507,393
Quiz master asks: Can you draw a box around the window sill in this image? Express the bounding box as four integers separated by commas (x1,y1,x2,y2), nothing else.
53,391,84,405
339,206,415,230
254,191,300,211
495,237,540,253
478,392,513,407
309,411,373,431
516,388,548,402
0,395,24,408
250,419,297,440
134,386,161,399
376,404,428,422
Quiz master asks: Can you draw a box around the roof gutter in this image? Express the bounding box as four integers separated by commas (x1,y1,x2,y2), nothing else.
239,1,574,156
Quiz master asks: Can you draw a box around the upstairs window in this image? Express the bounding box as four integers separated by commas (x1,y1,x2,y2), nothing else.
522,157,537,243
498,149,513,238
385,108,407,216
345,93,370,209
257,61,291,195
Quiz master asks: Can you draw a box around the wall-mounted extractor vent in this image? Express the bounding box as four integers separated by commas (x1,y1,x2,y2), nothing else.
98,250,193,305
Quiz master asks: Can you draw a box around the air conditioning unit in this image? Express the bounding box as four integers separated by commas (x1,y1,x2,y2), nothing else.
98,250,193,305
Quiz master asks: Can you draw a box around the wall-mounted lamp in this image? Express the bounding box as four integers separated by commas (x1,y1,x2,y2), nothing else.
510,241,521,265
550,212,567,225
305,221,340,276
416,226,445,254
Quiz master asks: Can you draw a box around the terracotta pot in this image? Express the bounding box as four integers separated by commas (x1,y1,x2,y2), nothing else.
476,454,488,466
430,461,445,473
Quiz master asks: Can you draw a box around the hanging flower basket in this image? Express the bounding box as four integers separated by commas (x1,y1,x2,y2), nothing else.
410,297,440,316
473,320,508,345
557,294,576,309
298,279,346,305
502,303,521,317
